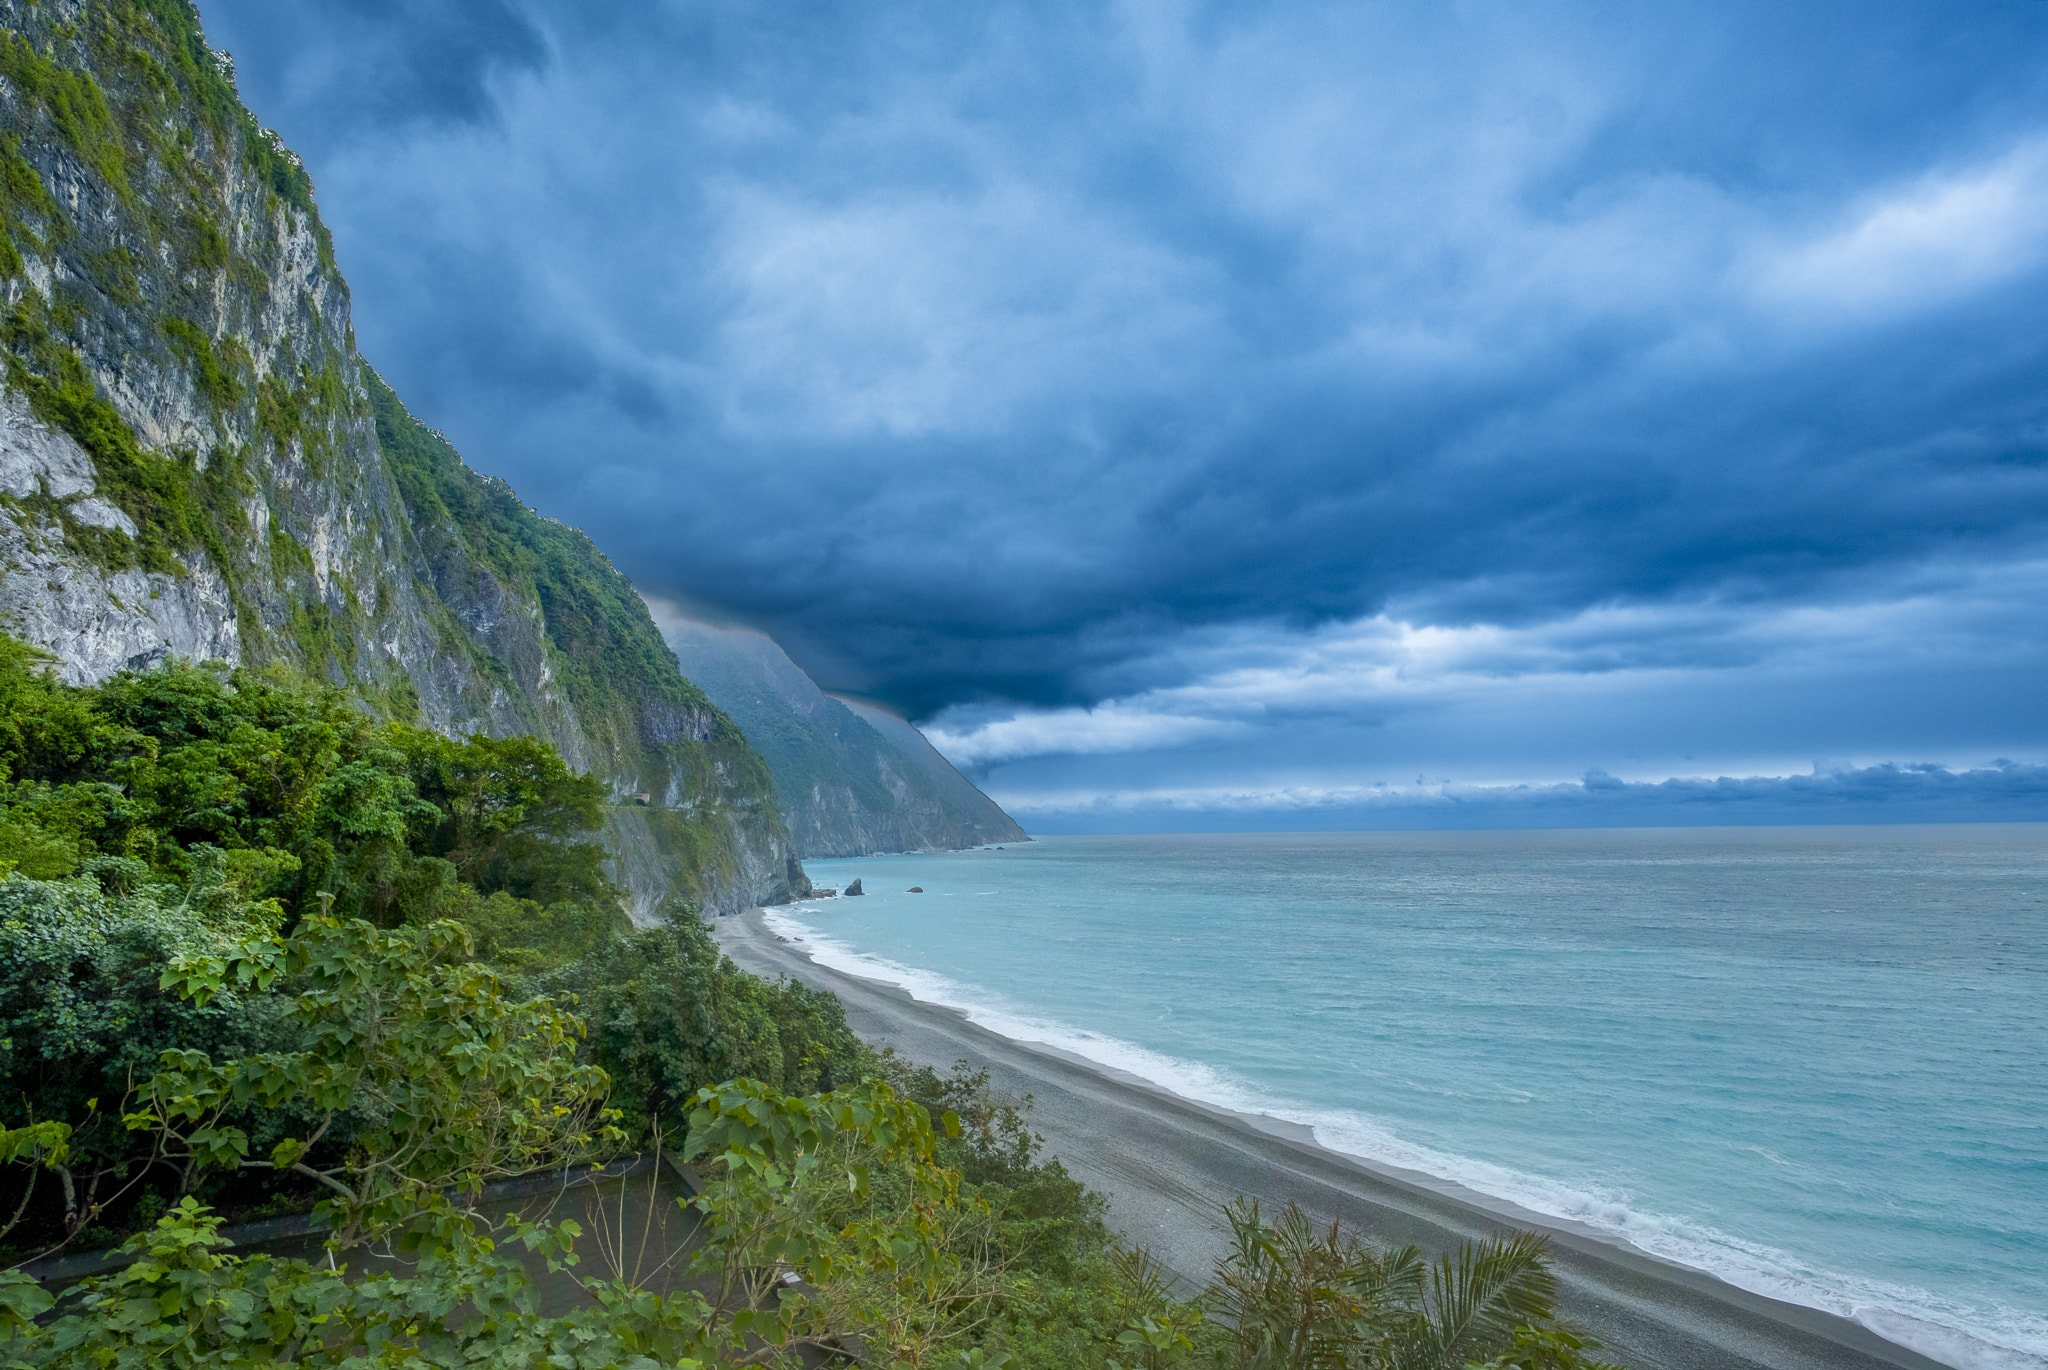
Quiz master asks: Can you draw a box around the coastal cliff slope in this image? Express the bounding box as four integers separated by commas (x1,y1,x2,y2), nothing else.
656,614,1028,857
0,0,805,914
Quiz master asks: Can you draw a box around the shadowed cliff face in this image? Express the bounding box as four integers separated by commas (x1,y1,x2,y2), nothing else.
0,0,802,915
653,611,1027,858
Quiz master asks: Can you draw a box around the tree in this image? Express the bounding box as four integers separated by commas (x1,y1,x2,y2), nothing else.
676,1074,981,1366
0,871,282,1258
544,901,868,1134
126,914,619,1248
0,641,624,928
398,728,611,906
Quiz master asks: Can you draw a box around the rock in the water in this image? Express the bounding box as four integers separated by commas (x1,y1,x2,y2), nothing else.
908,886,924,893
844,878,864,896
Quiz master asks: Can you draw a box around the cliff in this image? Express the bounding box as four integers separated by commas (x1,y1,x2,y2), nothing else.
0,0,805,915
654,613,1028,857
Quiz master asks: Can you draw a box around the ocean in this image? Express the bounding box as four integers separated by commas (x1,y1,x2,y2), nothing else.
772,826,2048,1370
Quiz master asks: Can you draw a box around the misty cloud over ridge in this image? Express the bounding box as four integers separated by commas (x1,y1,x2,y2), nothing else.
201,0,2048,820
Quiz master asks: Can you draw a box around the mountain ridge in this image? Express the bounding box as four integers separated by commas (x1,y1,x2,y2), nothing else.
652,611,1027,858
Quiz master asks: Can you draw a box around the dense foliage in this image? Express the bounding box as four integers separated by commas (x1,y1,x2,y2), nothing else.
0,642,1619,1367
542,907,866,1127
0,635,616,922
0,640,855,1253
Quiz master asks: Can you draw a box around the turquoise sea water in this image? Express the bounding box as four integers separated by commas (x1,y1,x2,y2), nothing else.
775,826,2048,1370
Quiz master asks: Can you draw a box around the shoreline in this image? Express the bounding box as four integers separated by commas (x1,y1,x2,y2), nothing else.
715,906,1957,1370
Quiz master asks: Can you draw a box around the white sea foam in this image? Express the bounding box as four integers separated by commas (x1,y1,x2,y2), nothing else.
763,901,2048,1370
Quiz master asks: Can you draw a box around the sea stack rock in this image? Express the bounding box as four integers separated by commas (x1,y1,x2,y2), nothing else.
845,878,864,896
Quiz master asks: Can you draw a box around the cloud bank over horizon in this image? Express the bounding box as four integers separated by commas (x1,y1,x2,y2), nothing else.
202,0,2048,827
986,760,2048,833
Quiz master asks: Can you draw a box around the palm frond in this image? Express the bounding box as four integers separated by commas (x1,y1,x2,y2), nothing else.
1109,1240,1179,1319
1398,1231,1557,1370
1207,1198,1433,1370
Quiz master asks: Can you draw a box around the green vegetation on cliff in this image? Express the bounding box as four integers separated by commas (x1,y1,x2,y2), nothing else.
1,291,253,588
366,368,806,911
0,0,327,246
0,0,334,589
366,370,770,801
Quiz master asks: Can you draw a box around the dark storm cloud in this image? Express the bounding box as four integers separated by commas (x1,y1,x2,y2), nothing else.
202,0,545,136
202,0,2048,729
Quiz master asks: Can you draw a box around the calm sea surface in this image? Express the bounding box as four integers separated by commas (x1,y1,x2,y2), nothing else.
778,826,2048,1370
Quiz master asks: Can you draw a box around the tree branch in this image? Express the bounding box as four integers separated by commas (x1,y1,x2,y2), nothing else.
0,1165,36,1250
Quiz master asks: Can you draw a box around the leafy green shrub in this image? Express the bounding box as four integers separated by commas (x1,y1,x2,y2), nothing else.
879,1054,1111,1282
0,639,644,1250
0,640,623,927
134,913,620,1247
0,869,287,1256
541,899,868,1134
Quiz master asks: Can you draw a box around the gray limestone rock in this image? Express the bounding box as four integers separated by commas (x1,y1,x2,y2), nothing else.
0,392,97,499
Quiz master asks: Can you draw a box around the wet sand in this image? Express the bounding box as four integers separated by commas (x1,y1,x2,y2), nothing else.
715,908,1953,1370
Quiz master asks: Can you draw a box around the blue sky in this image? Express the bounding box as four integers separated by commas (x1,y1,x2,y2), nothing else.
205,0,2048,829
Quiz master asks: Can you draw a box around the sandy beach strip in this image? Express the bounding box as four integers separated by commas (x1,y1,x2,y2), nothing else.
712,908,1952,1370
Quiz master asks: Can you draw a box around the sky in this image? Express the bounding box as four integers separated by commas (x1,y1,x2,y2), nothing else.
201,0,2048,830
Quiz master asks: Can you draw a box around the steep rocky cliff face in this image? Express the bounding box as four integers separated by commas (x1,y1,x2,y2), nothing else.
656,613,1028,858
0,0,805,915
